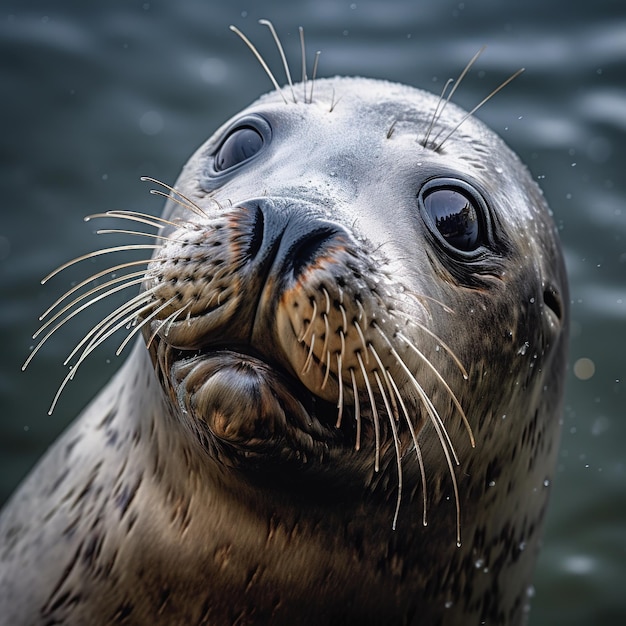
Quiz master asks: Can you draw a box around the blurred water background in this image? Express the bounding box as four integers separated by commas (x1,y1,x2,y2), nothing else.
1,1,624,623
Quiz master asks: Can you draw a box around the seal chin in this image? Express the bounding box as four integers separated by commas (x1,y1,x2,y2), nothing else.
158,341,350,469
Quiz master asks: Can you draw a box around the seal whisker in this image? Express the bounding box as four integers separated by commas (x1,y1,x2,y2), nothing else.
297,298,317,342
356,351,381,472
373,370,403,530
302,332,316,375
338,303,348,334
335,352,344,428
338,328,346,364
369,344,400,423
383,328,474,447
85,210,180,231
34,270,148,339
320,346,331,390
48,297,157,415
23,276,150,371
349,367,362,451
230,25,289,105
66,291,159,367
356,298,367,326
421,78,453,147
147,190,210,221
321,311,330,359
309,50,320,104
93,228,181,243
353,319,369,364
115,295,179,356
39,259,153,321
397,328,468,380
386,369,429,528
423,46,485,147
140,176,211,220
162,302,192,338
41,244,162,284
258,19,297,104
401,288,455,315
368,346,405,529
329,87,340,113
147,302,192,349
321,287,331,315
382,338,463,545
62,289,157,366
433,67,525,151
299,27,307,102
383,341,460,465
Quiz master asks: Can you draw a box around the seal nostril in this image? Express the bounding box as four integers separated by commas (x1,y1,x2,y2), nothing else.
246,204,265,261
543,286,563,321
290,228,338,278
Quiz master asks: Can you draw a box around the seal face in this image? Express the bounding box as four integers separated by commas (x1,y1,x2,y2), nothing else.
0,30,568,626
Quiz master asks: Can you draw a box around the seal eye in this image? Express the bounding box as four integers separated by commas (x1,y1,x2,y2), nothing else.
419,179,489,254
215,126,264,171
423,188,480,251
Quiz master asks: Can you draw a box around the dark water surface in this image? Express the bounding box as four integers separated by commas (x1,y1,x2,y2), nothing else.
1,1,624,623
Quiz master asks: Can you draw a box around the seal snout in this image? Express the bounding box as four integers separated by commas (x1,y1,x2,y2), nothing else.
144,196,356,352
232,198,350,285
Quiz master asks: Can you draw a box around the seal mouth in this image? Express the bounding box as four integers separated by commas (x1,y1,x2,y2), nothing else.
153,335,363,473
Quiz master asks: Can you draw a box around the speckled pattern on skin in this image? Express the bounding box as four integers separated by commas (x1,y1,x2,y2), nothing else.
0,72,568,625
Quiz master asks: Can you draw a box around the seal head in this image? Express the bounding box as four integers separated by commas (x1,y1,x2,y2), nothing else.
0,73,568,626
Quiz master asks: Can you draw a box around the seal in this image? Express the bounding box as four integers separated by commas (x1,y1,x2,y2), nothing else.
0,22,568,625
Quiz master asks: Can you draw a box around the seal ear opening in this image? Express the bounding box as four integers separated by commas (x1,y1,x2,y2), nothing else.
543,284,563,323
